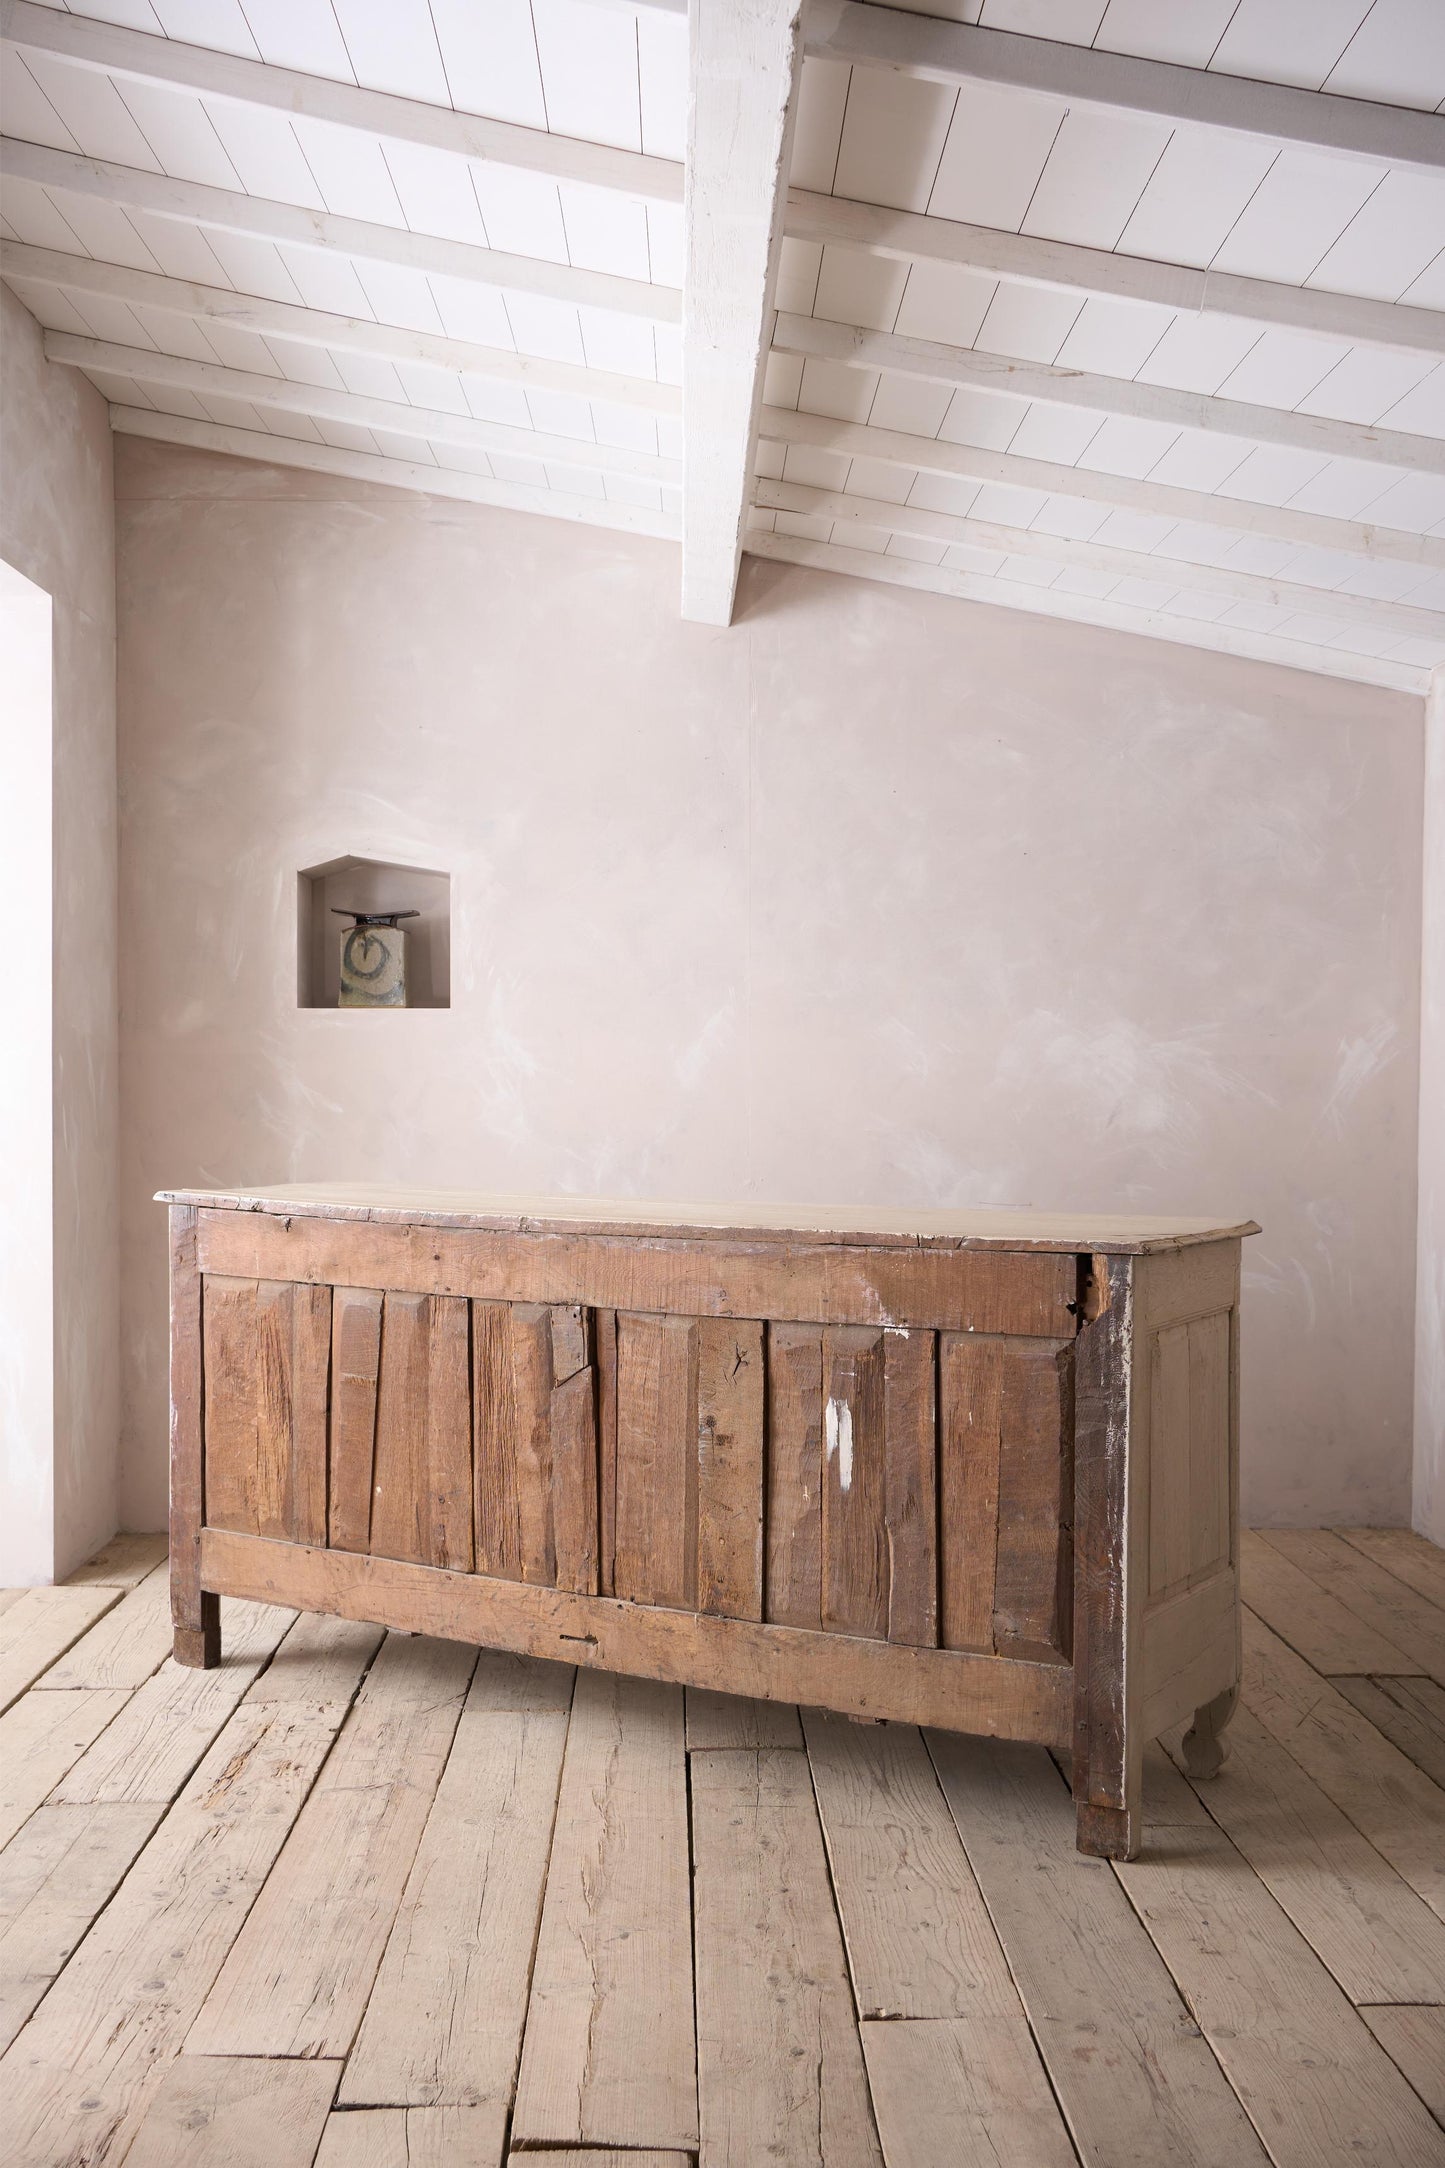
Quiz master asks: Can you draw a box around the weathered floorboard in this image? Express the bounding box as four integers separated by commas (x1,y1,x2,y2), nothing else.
341,1651,573,2109
1337,1528,1445,1616
1116,1760,1445,2166
63,1535,169,1590
0,1804,161,2054
928,1733,1269,2165
35,1565,176,1692
1165,1702,1445,2003
1241,1531,1415,1674
0,1588,122,1714
1243,1611,1445,1925
511,1669,695,2151
0,1704,345,2168
121,2055,341,2168
802,1710,1017,2019
1263,1528,1445,1687
692,1746,882,2168
861,2015,1078,2168
1359,2005,1445,2125
685,1686,803,1750
314,2105,507,2167
1331,1673,1445,1791
186,1634,475,2059
52,1600,297,1806
0,1686,131,1849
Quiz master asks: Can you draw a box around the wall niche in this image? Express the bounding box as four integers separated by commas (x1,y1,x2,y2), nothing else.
298,855,450,1010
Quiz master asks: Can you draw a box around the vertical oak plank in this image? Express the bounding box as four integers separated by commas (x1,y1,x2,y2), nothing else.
765,1322,824,1630
198,1276,259,1541
696,1318,765,1622
595,1308,619,1598
884,1328,937,1649
372,1295,472,1573
991,1338,1072,1661
822,1326,888,1640
511,1304,559,1586
615,1314,698,1611
473,1300,524,1581
551,1369,599,1597
330,1285,383,1554
425,1295,474,1573
938,1333,1001,1654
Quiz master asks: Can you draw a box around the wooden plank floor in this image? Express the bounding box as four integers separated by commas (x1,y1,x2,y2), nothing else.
0,1530,1443,2167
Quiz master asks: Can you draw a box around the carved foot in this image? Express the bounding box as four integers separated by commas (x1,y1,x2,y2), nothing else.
174,1591,221,1669
1181,1682,1238,1781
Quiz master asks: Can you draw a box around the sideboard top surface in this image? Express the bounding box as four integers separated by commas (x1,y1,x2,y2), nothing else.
156,1183,1259,1256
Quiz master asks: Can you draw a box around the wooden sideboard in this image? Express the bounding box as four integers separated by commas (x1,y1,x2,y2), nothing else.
160,1185,1256,1857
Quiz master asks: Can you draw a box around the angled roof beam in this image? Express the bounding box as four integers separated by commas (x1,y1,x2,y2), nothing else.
805,0,1445,180
754,477,1445,642
0,0,680,204
682,0,804,624
747,530,1427,695
44,333,679,481
774,311,1445,478
759,403,1445,572
1,244,679,414
110,406,680,537
785,192,1445,364
2,140,678,323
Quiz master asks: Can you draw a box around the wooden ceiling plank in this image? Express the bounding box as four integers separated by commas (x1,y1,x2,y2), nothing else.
108,404,681,536
785,191,1445,365
745,528,1430,694
0,239,679,412
773,311,1445,478
0,139,679,322
753,477,1445,640
758,402,1445,571
681,0,805,625
0,0,682,204
47,331,678,479
804,1,1445,181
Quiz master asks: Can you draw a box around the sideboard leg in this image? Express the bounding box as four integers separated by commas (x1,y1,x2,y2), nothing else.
1071,1251,1144,1861
1075,1791,1140,1860
1181,1681,1238,1781
174,1591,221,1669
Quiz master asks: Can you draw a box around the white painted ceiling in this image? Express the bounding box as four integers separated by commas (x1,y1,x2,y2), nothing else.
4,0,1445,691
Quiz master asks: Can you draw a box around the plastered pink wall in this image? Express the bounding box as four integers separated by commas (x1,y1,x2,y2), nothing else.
1,287,120,1575
116,437,1423,1531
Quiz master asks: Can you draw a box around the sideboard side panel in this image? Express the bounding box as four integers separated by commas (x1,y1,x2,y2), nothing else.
169,1203,218,1667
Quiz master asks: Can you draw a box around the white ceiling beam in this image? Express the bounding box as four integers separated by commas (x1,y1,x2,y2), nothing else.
110,406,680,538
682,0,804,625
747,529,1428,695
2,241,677,414
759,403,1445,572
2,140,678,324
754,478,1445,642
773,311,1445,479
45,332,679,482
806,0,1445,180
0,0,680,205
786,191,1445,364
